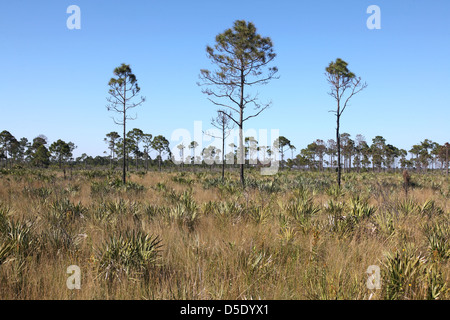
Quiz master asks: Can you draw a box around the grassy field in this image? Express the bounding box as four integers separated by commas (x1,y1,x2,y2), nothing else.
0,168,448,300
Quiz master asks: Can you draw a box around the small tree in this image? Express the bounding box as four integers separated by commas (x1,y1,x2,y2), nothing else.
106,63,145,183
152,135,170,172
208,110,235,181
199,20,278,186
274,136,291,169
325,58,367,187
244,136,258,167
189,141,199,165
418,139,433,172
127,128,144,170
0,130,17,168
409,144,422,172
142,133,153,172
104,131,121,169
340,133,354,172
49,139,76,178
16,138,29,165
49,139,75,168
177,143,186,170
202,145,218,171
28,135,50,168
326,139,337,170
314,140,326,171
384,144,400,172
371,135,386,172
354,134,367,172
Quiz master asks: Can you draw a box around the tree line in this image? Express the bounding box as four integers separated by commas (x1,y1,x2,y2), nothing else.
0,132,74,171
1,129,448,176
279,134,449,175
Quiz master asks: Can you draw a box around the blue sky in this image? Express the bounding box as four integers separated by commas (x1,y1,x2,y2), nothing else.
1,0,449,158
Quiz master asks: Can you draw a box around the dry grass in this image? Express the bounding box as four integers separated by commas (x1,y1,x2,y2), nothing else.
0,168,448,300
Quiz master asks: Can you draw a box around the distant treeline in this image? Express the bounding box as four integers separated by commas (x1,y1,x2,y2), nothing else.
0,129,448,174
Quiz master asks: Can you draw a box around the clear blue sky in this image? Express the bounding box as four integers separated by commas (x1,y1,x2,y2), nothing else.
1,0,449,158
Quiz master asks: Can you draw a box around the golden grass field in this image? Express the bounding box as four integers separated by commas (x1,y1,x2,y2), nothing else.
0,168,448,300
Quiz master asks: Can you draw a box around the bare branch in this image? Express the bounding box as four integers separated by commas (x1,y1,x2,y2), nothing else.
243,103,270,122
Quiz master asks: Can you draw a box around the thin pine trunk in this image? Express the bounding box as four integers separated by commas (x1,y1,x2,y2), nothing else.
336,114,341,188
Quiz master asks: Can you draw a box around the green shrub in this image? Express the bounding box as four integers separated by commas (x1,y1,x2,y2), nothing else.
424,224,450,261
381,247,426,300
96,231,162,282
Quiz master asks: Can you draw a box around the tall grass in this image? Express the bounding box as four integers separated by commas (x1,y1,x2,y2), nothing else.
0,168,448,299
